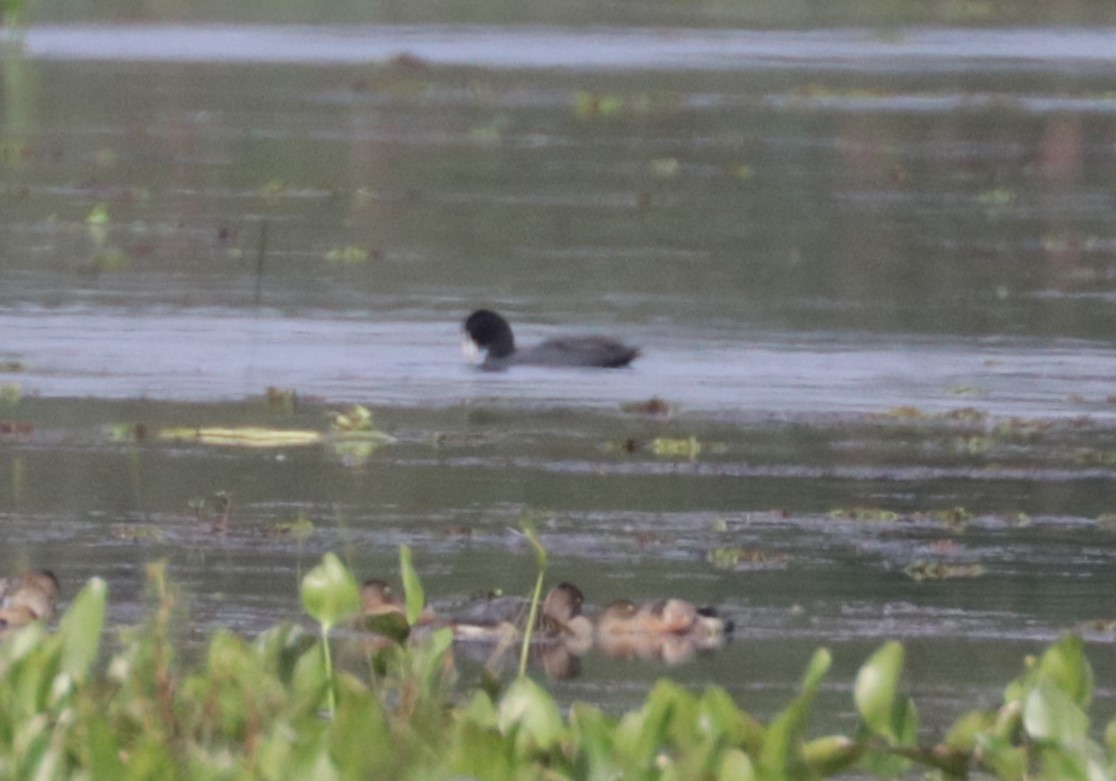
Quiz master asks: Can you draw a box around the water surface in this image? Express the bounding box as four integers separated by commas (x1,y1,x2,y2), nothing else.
2,22,1116,727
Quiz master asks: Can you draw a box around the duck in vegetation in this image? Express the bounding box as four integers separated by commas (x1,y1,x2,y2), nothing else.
451,582,592,650
0,570,59,638
462,309,639,370
359,578,437,626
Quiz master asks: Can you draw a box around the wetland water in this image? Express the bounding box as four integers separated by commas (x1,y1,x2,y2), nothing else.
3,24,1116,726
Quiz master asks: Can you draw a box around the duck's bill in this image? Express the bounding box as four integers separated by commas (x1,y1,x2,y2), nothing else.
461,337,481,364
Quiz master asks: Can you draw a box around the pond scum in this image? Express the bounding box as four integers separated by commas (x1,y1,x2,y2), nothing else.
0,552,1113,780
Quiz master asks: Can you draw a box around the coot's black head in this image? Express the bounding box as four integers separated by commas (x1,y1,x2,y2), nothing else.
463,309,515,359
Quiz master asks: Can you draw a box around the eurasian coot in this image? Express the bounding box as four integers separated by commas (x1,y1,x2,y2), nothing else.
462,309,639,370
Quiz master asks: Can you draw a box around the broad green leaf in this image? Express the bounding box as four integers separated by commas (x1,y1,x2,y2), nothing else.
943,708,997,753
717,748,755,781
300,553,360,631
498,676,565,754
330,675,395,777
1024,679,1088,745
855,641,904,741
759,649,830,775
1036,634,1093,709
59,577,106,681
399,545,425,628
698,686,765,754
571,704,619,777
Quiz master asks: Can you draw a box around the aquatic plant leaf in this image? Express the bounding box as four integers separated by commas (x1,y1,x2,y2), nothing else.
717,748,756,780
1105,716,1116,756
649,157,680,177
59,577,106,681
698,686,764,753
498,676,564,754
759,649,830,775
398,545,425,628
650,436,701,459
1035,634,1093,709
801,646,832,692
943,708,996,753
801,735,864,776
252,622,316,684
85,204,110,225
828,507,900,523
1024,679,1088,745
519,515,548,572
324,246,370,265
976,734,1026,781
855,641,904,742
330,675,395,777
0,383,20,404
570,703,618,775
157,427,323,448
904,561,986,581
300,553,360,631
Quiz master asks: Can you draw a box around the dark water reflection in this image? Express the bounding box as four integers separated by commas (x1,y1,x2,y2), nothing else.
2,24,1116,726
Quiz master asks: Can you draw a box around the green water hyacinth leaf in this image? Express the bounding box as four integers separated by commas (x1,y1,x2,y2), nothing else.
943,708,997,753
802,735,864,776
1036,634,1093,709
855,641,904,741
59,577,106,681
801,646,832,692
759,648,830,775
300,553,360,631
398,545,425,628
718,748,756,780
498,676,564,754
1024,679,1088,745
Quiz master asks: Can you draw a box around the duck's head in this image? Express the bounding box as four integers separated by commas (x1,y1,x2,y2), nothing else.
361,579,403,616
542,582,585,624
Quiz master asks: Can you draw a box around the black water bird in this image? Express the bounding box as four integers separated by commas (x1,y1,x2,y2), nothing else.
462,309,639,370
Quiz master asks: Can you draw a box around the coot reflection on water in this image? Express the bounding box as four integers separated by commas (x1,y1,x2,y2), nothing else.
462,309,639,370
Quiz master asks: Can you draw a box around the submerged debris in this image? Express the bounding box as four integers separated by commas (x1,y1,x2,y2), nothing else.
266,387,297,414
620,396,673,416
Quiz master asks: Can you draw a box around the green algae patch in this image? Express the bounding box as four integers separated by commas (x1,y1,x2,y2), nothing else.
707,546,789,571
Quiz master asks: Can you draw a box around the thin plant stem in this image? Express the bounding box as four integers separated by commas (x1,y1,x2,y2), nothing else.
517,568,545,679
321,627,336,717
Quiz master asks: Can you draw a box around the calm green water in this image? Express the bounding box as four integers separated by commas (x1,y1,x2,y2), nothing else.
2,23,1116,728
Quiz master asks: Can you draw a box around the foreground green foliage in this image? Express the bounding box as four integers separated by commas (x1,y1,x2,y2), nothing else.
2,558,1115,780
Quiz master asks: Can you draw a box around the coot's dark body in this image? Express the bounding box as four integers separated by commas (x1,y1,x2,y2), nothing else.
463,309,639,370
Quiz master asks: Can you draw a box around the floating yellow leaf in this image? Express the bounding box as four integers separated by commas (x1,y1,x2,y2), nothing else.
157,427,323,448
324,246,370,265
85,204,110,225
649,157,680,177
650,436,700,459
